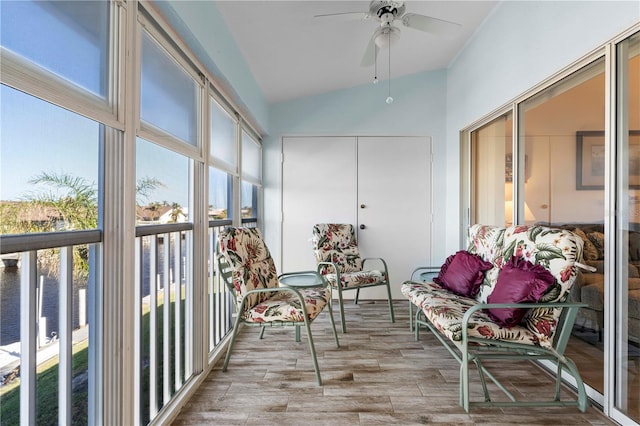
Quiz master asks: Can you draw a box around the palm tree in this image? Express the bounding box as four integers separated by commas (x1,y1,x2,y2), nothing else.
170,202,184,223
136,176,166,205
5,171,166,278
26,171,98,231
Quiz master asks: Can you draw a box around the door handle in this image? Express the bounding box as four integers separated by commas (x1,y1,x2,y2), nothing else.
359,224,366,230
360,204,366,209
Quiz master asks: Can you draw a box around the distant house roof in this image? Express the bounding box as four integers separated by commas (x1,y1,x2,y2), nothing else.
136,205,186,223
136,205,172,222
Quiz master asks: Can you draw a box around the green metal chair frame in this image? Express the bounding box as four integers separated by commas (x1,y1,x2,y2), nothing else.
312,224,394,333
413,299,589,412
217,230,339,386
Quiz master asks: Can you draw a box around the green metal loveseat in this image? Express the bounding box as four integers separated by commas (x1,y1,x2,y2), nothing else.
402,224,589,412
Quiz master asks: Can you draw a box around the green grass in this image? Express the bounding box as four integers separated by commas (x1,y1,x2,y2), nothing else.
0,339,89,426
0,289,186,426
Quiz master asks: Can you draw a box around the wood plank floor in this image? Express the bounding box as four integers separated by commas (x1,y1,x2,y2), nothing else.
173,300,614,425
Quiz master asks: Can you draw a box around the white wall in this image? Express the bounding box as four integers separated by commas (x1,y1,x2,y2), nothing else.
265,70,447,268
445,1,640,254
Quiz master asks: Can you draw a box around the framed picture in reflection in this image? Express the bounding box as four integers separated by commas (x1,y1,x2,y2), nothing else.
576,130,640,190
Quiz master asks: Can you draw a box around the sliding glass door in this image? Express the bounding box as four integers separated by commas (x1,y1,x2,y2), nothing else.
614,31,640,424
467,29,640,425
518,58,607,399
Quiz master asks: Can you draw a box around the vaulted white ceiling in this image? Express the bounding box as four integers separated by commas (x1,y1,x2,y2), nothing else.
216,1,497,103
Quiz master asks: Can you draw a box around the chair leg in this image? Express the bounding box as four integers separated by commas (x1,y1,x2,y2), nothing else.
303,316,322,386
354,288,360,304
385,281,395,323
460,351,471,413
409,302,414,332
414,310,422,341
563,357,589,412
327,298,340,348
222,317,243,372
336,285,347,333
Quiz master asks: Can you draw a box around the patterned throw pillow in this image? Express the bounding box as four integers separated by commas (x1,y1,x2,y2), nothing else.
486,256,555,327
434,250,493,298
586,231,605,260
572,228,598,261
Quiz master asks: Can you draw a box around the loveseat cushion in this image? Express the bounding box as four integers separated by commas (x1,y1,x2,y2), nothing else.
469,225,584,344
434,250,493,298
402,281,552,348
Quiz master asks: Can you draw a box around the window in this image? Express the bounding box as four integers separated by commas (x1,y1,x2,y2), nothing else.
0,1,263,423
210,98,237,171
0,86,104,426
208,167,231,220
241,130,261,220
241,130,261,184
140,30,198,146
1,0,109,98
0,85,100,234
135,139,190,225
470,112,512,227
240,181,258,220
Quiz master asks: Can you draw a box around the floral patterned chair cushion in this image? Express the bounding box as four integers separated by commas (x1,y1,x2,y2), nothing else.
312,224,364,274
311,223,386,289
218,227,332,322
243,287,331,323
322,269,386,289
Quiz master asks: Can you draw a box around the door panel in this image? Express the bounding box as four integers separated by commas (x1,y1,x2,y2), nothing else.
281,137,357,272
357,136,432,299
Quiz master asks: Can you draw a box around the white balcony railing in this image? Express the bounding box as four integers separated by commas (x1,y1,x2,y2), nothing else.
0,218,246,425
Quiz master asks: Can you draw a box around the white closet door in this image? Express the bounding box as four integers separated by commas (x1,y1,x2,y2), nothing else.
357,136,432,299
281,136,357,272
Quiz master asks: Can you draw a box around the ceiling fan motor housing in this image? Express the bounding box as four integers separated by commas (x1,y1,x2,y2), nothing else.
369,0,406,21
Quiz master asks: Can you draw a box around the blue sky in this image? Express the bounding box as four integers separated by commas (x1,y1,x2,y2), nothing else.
1,1,240,212
0,85,99,201
1,85,192,208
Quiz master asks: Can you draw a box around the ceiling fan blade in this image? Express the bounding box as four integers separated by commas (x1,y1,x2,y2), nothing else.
360,32,379,68
401,13,461,35
313,11,370,22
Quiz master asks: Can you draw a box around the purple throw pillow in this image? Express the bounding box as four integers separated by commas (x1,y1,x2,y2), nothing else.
486,256,555,327
433,250,493,298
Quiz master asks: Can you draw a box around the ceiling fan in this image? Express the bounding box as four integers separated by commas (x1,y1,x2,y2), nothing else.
314,0,461,67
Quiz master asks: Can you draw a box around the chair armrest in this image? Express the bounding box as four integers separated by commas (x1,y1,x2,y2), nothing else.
317,261,340,277
279,270,325,279
460,301,588,350
410,266,440,281
278,270,329,288
362,257,389,276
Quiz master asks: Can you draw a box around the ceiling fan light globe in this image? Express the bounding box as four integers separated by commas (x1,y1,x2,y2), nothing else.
374,26,400,48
